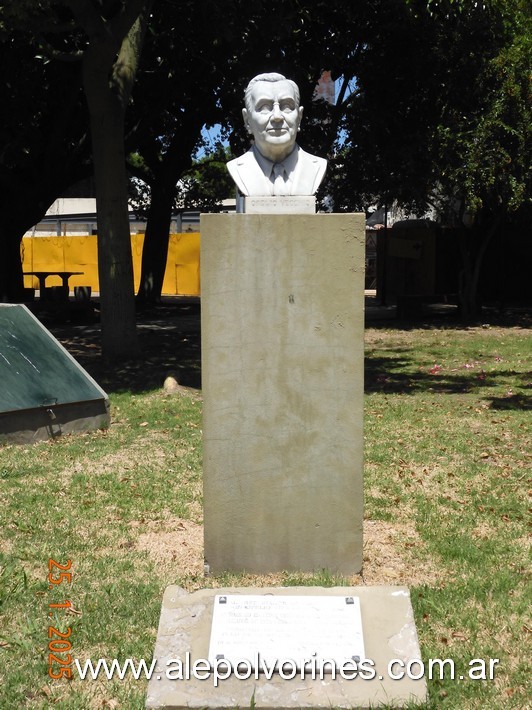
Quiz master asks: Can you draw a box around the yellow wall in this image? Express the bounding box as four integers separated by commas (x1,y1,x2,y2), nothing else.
22,233,200,295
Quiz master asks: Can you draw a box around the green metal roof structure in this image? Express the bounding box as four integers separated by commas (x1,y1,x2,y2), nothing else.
0,304,109,444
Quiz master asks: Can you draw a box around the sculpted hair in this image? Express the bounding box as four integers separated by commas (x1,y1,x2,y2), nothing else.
244,73,300,112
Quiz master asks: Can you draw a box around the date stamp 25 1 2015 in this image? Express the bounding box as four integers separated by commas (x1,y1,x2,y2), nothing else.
48,559,73,680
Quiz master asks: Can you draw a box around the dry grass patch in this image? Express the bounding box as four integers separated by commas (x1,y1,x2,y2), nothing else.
127,512,443,591
363,519,443,587
62,434,188,479
134,516,204,579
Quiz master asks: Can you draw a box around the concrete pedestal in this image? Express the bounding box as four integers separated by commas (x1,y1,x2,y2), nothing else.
200,214,365,574
145,586,427,709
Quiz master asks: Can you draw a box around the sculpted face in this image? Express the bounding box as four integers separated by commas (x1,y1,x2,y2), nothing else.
243,80,304,162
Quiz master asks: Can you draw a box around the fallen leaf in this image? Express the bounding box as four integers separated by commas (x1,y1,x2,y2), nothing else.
451,631,468,641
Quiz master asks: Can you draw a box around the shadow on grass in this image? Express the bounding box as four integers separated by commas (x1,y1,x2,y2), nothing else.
365,304,532,332
49,301,202,395
365,351,530,398
365,305,531,398
46,299,529,398
485,393,532,411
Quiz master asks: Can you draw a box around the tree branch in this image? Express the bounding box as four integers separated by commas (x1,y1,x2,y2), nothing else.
107,0,152,45
37,38,84,62
111,0,154,105
67,0,106,40
336,75,353,109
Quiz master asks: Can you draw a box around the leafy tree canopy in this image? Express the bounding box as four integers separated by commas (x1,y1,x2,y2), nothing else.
328,0,530,226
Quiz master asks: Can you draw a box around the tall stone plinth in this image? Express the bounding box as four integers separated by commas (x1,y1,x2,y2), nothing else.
201,213,365,574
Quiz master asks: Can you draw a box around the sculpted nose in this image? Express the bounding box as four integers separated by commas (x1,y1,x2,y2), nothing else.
271,103,283,121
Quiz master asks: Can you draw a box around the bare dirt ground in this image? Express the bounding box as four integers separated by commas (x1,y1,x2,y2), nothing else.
45,298,203,394
133,514,443,589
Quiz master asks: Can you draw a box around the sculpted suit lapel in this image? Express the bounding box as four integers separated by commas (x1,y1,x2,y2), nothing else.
290,148,327,195
227,146,327,197
227,150,272,196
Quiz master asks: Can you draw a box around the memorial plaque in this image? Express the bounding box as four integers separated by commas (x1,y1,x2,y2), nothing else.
208,595,365,670
243,196,316,214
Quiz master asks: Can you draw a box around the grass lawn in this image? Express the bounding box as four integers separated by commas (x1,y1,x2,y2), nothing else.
0,315,530,709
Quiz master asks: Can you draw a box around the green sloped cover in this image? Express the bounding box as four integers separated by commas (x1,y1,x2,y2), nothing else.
0,305,106,414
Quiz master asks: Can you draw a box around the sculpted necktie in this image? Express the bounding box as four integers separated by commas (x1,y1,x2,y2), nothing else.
272,163,288,195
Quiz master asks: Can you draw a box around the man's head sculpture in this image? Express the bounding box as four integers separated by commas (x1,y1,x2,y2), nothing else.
227,73,327,197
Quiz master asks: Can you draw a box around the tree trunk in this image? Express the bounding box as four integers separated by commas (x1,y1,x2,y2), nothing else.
0,226,24,303
136,128,197,304
87,91,139,359
0,191,73,302
136,178,176,304
75,0,153,360
458,218,500,322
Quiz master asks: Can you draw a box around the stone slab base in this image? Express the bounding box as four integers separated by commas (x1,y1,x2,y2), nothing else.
146,586,427,709
200,214,365,574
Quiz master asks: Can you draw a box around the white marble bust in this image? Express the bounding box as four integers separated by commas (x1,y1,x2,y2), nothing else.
227,73,327,197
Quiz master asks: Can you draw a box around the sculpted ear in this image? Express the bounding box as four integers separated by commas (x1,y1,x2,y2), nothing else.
298,106,304,127
242,108,251,134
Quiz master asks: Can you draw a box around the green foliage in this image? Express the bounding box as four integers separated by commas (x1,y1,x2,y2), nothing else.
129,145,235,216
433,1,531,223
328,0,530,223
325,0,530,317
406,0,490,12
0,6,92,300
178,145,236,210
1,0,530,308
